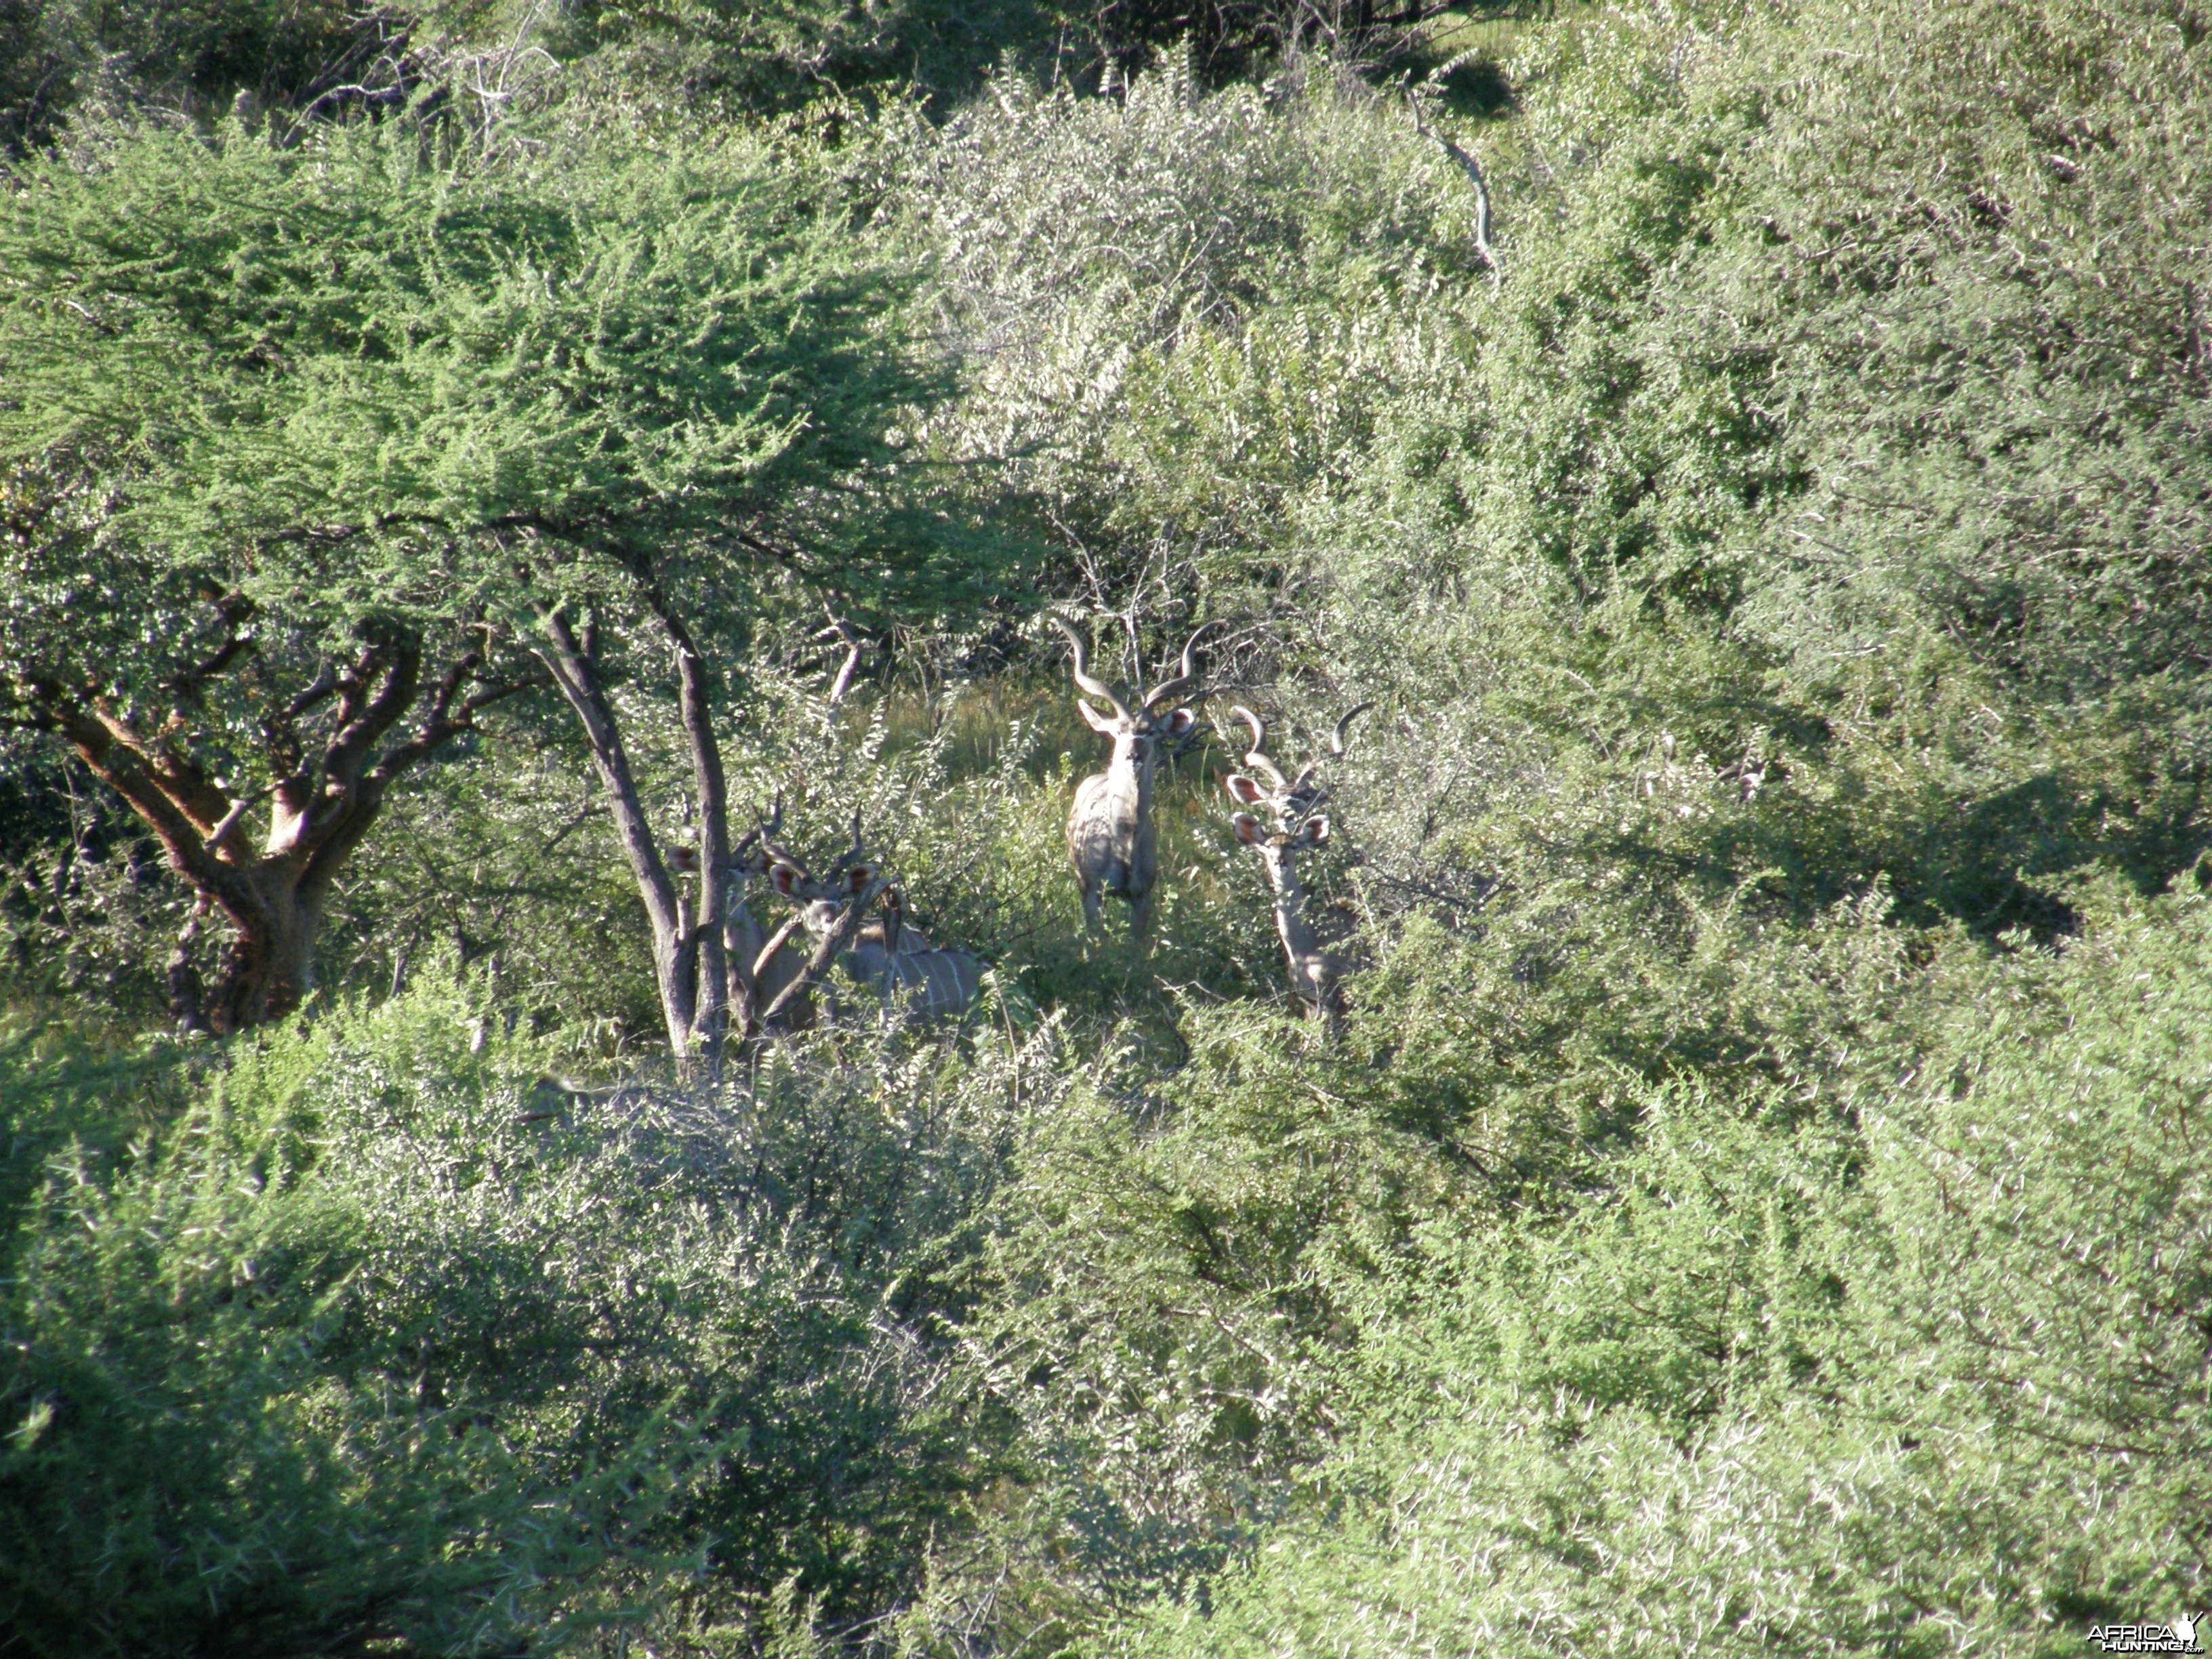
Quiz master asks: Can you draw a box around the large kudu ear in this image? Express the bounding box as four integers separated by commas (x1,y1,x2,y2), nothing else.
1052,617,1131,720
1231,811,1267,845
1077,699,1118,733
1224,773,1269,806
769,861,806,900
1296,815,1330,846
1159,707,1197,738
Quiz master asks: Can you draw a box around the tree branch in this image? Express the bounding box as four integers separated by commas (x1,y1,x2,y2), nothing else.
733,527,805,565
820,609,865,708
260,659,340,783
368,670,541,783
84,697,233,842
166,591,258,714
532,605,683,952
29,683,232,891
319,627,422,804
756,876,887,1033
636,579,734,1058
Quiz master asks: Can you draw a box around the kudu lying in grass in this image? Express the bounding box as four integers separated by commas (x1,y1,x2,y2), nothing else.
1223,701,1372,1038
766,840,986,1027
1052,617,1216,943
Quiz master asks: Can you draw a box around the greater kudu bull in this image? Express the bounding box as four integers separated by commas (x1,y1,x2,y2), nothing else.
1222,701,1372,1036
1053,617,1216,941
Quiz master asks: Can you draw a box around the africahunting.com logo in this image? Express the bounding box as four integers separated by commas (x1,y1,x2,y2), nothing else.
2087,1613,2203,1654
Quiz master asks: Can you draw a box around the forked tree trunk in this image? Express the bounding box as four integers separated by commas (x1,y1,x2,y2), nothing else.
534,600,752,1068
28,612,523,1037
533,592,889,1066
535,607,701,1059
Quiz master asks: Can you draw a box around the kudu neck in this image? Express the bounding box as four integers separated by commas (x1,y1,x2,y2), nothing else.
1105,731,1162,792
1260,846,1310,914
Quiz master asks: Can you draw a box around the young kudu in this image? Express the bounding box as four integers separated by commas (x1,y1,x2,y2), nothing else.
1222,701,1372,1037
766,839,985,1027
1053,617,1215,941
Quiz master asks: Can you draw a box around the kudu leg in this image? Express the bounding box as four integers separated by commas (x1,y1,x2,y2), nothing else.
1128,886,1155,947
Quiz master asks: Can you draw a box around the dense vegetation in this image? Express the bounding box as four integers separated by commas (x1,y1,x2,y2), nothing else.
3,0,2207,1653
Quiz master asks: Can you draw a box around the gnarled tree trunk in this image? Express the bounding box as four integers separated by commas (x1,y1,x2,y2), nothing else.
24,609,527,1036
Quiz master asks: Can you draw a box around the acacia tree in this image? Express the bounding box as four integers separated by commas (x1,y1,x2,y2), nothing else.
0,492,535,1033
0,115,978,1046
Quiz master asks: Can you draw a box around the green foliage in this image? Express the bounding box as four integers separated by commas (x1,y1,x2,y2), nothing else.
0,117,939,619
5,0,2211,1652
903,60,1494,594
0,0,497,153
0,735,186,1016
0,975,1050,1653
541,0,1067,121
1120,885,2212,1656
1309,0,2212,928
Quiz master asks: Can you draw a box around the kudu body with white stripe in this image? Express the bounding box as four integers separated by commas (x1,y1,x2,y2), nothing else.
768,844,985,1027
1223,702,1372,1036
1054,618,1214,941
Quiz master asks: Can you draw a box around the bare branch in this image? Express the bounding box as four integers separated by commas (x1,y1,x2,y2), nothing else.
167,600,258,714
821,609,865,708
756,874,889,1032
753,915,802,983
636,581,735,1057
207,783,277,853
281,664,343,723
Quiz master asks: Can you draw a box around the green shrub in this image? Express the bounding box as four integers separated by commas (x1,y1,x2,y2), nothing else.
0,975,1052,1654
1124,885,2212,1656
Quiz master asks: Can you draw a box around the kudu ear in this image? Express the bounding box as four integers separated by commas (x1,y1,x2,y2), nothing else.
769,861,805,899
842,862,880,895
1298,815,1330,846
1231,812,1267,845
1224,772,1269,806
1076,699,1117,733
1160,707,1197,739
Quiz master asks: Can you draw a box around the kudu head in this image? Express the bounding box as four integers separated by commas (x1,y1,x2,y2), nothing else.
718,798,786,899
1222,702,1373,880
764,815,883,941
1051,617,1215,775
761,823,981,1025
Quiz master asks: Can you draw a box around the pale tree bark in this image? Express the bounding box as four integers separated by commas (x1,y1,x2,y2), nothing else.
533,604,706,1062
20,609,529,1034
531,589,873,1065
535,594,781,1068
1410,87,1500,289
642,592,732,1059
